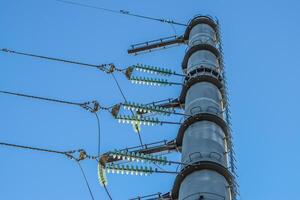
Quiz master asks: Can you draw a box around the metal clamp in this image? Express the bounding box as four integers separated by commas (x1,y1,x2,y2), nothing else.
81,101,100,113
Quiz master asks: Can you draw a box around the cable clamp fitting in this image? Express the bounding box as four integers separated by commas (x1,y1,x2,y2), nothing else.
120,10,129,14
78,150,87,161
107,63,116,73
81,101,100,113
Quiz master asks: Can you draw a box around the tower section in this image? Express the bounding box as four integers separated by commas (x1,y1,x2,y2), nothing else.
172,16,237,200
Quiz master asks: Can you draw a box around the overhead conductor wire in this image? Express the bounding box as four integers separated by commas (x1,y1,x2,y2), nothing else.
0,90,102,113
94,112,101,157
0,89,105,153
0,48,110,72
76,161,95,200
111,73,144,147
54,0,187,27
104,184,113,200
0,142,97,200
0,142,82,158
0,90,82,106
0,90,104,198
92,116,113,200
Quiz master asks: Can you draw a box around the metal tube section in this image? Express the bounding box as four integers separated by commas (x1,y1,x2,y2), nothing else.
178,17,231,200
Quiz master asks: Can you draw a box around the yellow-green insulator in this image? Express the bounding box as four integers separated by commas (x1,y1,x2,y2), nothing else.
132,121,141,133
97,163,108,186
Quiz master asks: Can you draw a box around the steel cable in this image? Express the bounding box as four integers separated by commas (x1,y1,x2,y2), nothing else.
0,142,97,199
0,142,74,155
0,90,82,106
104,185,113,200
94,113,101,157
54,0,187,27
0,90,105,113
76,161,95,200
111,73,144,146
0,48,110,72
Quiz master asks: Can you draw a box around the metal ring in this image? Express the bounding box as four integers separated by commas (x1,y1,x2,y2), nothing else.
179,66,227,108
179,78,224,105
182,44,220,71
171,161,233,199
182,192,225,200
176,113,229,148
184,16,218,41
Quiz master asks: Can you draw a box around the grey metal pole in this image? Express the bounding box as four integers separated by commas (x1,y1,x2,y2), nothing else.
172,16,236,200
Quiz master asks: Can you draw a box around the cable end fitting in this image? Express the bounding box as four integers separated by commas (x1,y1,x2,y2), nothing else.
81,101,100,113
107,63,115,74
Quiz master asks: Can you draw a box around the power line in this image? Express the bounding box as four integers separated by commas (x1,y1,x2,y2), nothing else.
111,73,144,147
0,141,93,160
111,73,128,103
0,142,75,156
94,113,101,157
0,90,81,106
104,185,113,200
0,89,107,160
0,141,97,200
76,161,95,200
0,48,110,72
54,0,187,27
0,90,102,113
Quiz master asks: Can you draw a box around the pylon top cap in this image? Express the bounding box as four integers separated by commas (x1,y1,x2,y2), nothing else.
183,15,218,40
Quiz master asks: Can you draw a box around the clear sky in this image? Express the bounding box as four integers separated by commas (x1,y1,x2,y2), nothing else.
1,0,300,199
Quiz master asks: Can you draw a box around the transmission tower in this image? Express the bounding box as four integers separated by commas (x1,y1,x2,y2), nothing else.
170,16,237,200
102,15,238,199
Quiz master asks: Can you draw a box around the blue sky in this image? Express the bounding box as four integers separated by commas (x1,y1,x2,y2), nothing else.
1,0,300,199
